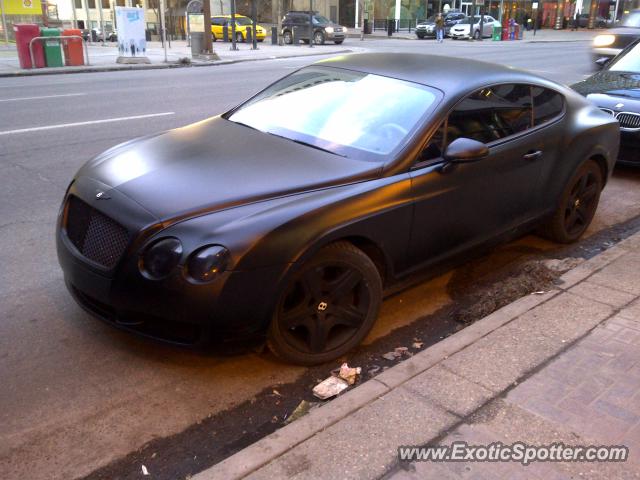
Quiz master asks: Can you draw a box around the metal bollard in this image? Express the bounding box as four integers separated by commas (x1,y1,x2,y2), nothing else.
223,24,229,42
246,26,252,43
271,26,277,44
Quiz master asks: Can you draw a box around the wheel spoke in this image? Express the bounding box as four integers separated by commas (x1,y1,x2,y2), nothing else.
301,268,323,300
581,183,598,203
308,312,331,353
331,304,365,327
579,173,589,192
328,269,361,301
566,209,578,230
576,206,588,224
281,304,314,330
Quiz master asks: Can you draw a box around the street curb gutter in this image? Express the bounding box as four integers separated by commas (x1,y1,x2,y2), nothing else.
0,49,353,78
193,233,640,480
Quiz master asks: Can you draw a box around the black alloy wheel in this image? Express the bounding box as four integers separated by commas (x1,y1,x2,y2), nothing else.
542,159,603,243
268,242,382,365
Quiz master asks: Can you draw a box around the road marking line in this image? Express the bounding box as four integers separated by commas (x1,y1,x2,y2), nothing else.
0,93,87,102
0,112,175,136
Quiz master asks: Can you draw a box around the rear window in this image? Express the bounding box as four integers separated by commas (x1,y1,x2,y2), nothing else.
532,87,564,125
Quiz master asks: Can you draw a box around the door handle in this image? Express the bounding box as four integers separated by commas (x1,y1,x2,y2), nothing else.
523,150,543,161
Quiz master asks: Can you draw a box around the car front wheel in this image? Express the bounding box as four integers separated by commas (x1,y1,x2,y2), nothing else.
313,31,325,45
283,30,293,44
541,159,603,243
473,29,481,40
267,241,382,365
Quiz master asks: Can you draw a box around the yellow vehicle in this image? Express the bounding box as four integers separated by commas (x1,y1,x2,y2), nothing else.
210,15,267,42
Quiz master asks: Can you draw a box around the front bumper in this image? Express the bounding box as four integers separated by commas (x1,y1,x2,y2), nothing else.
618,131,640,165
57,177,287,347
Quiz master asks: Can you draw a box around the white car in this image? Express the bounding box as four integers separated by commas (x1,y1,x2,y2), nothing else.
449,15,500,39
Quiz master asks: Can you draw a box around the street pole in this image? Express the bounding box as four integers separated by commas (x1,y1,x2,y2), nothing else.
277,0,282,44
71,0,78,28
251,0,257,49
98,0,105,42
202,0,213,54
84,0,92,43
159,0,167,61
308,0,312,47
1,0,9,46
230,0,237,50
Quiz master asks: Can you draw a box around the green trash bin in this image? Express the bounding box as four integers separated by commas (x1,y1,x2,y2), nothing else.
41,27,63,67
492,25,501,41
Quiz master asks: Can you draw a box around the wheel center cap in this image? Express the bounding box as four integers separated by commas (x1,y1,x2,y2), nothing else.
317,301,328,312
574,198,581,208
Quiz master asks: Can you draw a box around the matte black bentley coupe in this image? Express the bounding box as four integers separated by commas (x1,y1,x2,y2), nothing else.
57,54,619,365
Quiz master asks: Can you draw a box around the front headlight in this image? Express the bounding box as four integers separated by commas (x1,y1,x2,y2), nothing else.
343,27,348,33
187,245,230,283
140,237,183,280
593,34,615,47
325,26,334,33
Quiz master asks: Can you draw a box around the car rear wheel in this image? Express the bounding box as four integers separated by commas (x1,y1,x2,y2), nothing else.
283,30,293,44
235,32,244,43
267,241,382,365
313,31,325,45
541,159,603,243
212,33,217,42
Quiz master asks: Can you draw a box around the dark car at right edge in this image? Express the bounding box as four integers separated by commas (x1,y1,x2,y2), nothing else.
574,40,640,165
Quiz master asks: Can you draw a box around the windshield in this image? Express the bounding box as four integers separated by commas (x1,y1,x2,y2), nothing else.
227,66,439,160
313,15,331,25
621,11,640,27
609,42,640,72
235,17,253,26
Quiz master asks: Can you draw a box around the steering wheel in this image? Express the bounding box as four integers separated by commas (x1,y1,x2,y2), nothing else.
375,122,409,140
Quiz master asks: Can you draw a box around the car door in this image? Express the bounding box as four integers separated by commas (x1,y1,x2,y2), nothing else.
484,16,495,36
407,84,546,267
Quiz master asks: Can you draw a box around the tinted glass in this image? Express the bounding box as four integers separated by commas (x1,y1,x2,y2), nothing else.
313,15,331,24
532,87,564,125
608,42,640,73
228,66,439,159
236,17,252,26
447,84,532,145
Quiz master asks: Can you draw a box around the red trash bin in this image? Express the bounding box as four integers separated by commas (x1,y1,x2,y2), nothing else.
14,24,45,69
62,28,84,66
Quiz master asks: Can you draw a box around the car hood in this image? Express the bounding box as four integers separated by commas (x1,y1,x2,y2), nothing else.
571,70,640,98
77,117,380,221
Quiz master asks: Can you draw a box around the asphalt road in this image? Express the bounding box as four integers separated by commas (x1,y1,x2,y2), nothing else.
2,39,640,480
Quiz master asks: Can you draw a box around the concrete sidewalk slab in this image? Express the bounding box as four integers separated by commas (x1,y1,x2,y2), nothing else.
195,230,640,480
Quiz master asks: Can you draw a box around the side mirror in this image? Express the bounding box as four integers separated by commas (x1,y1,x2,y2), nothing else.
595,57,610,69
444,137,489,163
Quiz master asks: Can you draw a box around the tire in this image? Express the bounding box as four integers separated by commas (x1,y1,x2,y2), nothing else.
267,241,383,365
334,40,344,44
473,29,481,40
540,159,603,243
212,33,217,42
313,31,325,45
283,30,293,44
416,33,425,39
235,32,244,43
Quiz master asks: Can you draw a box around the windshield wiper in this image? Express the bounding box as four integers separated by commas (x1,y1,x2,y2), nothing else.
266,132,346,157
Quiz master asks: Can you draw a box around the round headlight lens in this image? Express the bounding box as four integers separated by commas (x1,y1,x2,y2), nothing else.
593,34,615,47
140,237,183,280
187,245,230,283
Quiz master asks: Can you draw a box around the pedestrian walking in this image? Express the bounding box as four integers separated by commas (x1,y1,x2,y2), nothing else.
435,13,444,43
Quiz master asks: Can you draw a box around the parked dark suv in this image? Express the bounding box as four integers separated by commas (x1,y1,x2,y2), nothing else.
282,11,346,45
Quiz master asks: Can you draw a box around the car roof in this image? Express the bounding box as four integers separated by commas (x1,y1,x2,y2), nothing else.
316,53,556,94
212,14,248,18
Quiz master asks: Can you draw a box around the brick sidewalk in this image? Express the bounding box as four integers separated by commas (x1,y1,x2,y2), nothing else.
198,233,640,480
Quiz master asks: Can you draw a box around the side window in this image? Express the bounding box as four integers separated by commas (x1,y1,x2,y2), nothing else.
446,84,532,147
532,87,564,126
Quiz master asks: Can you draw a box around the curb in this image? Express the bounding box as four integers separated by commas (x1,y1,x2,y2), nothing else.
193,233,640,480
0,49,353,78
192,233,640,480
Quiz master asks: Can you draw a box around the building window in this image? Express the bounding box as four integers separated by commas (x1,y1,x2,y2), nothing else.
74,0,82,8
